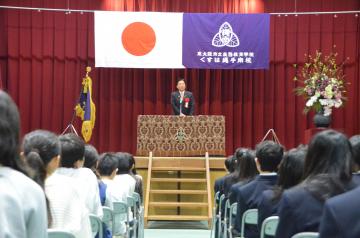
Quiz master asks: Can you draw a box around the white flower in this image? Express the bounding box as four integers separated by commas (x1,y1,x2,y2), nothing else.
334,99,343,108
324,107,332,116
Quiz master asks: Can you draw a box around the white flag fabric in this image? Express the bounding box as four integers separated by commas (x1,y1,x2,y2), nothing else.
95,11,184,68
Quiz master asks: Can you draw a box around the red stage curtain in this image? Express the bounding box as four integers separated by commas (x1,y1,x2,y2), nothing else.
0,0,359,155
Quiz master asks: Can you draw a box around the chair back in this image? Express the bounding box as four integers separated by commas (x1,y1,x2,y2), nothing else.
89,214,103,238
240,209,258,237
102,206,114,232
48,230,76,238
291,232,319,238
260,216,279,238
113,201,129,238
133,192,142,207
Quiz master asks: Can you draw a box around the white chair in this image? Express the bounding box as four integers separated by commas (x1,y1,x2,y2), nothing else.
210,191,220,238
47,229,75,238
102,206,114,235
217,194,226,238
291,232,319,238
260,216,279,238
222,199,231,238
133,192,144,238
240,209,258,238
127,196,138,238
113,201,130,238
228,202,237,238
89,214,103,238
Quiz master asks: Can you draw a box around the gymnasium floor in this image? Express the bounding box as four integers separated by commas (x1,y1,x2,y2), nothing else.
144,221,211,238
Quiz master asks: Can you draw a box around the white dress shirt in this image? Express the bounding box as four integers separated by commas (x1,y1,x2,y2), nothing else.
0,166,47,238
56,167,103,218
46,173,92,238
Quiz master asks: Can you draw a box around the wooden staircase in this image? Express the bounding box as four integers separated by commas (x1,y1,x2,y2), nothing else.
144,152,213,228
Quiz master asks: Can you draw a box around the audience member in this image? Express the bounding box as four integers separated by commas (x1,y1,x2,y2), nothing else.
234,140,283,237
0,90,47,238
57,133,103,218
275,130,354,237
23,130,92,238
257,146,305,230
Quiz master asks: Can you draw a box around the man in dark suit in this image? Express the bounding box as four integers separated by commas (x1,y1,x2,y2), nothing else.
171,78,194,116
319,186,360,238
233,141,283,238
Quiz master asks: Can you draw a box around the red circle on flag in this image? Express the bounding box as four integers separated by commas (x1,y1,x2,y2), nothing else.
121,22,156,56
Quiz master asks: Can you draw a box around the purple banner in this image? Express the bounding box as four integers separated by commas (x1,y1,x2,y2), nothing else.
182,13,270,69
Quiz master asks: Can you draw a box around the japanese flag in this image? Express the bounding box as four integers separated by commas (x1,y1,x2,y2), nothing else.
95,11,184,68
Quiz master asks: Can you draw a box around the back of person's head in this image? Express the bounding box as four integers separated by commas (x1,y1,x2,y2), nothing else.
272,147,306,201
225,155,236,173
58,133,85,168
237,149,258,181
0,90,25,172
97,153,118,177
23,130,61,187
115,152,132,174
255,140,284,172
303,129,353,201
84,144,99,170
349,135,360,169
126,153,138,175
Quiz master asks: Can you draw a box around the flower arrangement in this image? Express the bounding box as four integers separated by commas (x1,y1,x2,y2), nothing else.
294,49,347,116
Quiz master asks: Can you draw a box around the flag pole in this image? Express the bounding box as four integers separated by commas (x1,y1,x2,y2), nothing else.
61,67,91,136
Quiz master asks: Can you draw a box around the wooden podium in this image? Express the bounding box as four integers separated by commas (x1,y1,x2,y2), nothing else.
137,115,225,228
136,115,226,157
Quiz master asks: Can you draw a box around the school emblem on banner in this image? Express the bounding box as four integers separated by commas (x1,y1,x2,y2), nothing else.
182,13,270,69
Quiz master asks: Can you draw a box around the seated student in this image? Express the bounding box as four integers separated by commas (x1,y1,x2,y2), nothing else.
97,153,127,236
234,140,283,238
114,152,136,197
275,130,354,238
226,149,258,203
128,153,144,202
56,133,103,218
319,186,360,238
23,130,92,238
350,135,360,185
214,155,236,194
257,147,305,231
84,144,108,205
0,91,47,238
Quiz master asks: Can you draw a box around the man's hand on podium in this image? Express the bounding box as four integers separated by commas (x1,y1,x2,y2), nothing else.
180,113,186,117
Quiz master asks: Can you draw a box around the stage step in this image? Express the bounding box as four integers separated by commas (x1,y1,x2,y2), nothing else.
147,215,209,221
144,153,213,228
151,178,207,183
149,202,208,207
151,167,206,171
150,189,208,195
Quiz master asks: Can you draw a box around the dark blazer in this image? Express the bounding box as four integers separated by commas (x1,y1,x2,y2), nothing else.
275,185,324,238
257,189,281,232
171,91,194,115
234,174,278,238
352,172,360,186
319,186,360,238
214,175,227,194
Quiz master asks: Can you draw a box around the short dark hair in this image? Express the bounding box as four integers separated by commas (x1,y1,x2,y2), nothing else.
115,152,132,174
97,153,118,176
177,78,186,85
350,135,360,167
255,140,284,172
84,144,99,169
58,133,85,168
225,155,236,173
0,91,22,170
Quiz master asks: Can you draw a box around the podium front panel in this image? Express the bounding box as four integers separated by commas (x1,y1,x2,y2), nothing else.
136,115,226,156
